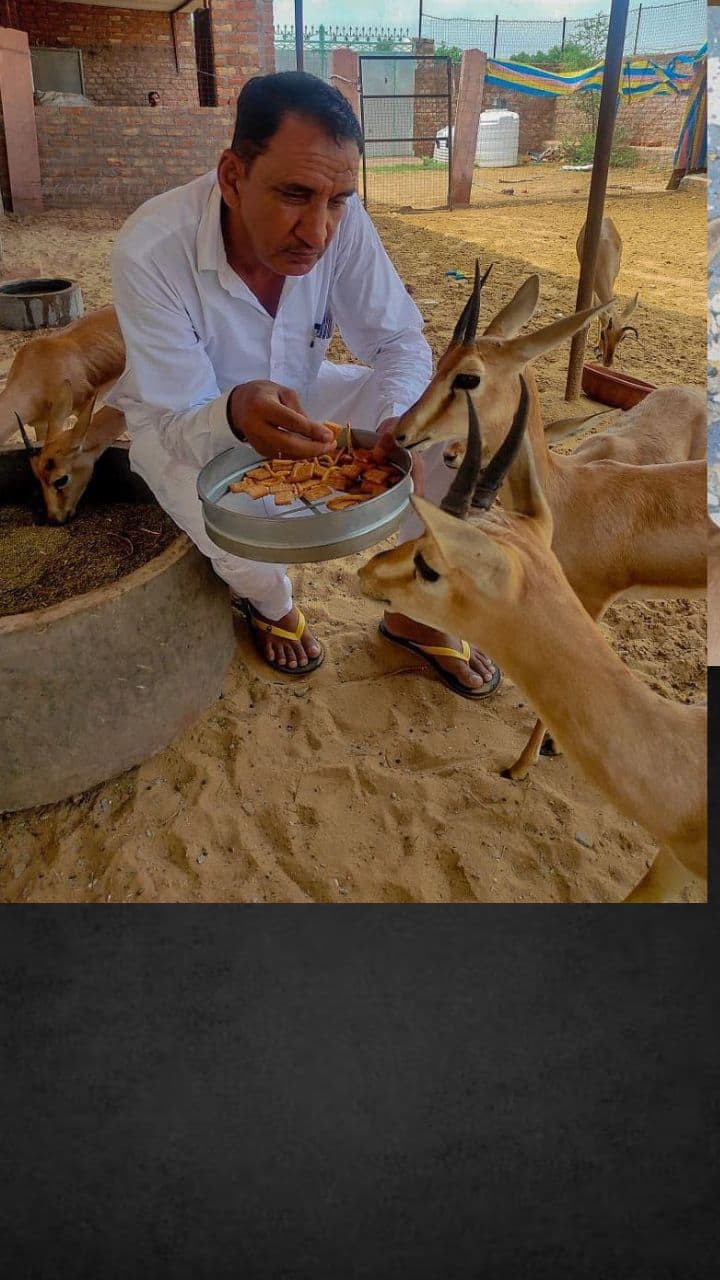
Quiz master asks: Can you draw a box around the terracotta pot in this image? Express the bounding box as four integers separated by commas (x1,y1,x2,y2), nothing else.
581,362,656,411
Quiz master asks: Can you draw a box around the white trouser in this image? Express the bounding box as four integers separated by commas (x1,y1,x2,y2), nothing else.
128,362,451,620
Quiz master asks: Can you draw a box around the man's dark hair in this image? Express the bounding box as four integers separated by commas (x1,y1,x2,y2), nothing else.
231,71,363,165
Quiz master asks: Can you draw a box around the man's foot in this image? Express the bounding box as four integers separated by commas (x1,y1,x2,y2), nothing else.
382,611,498,695
235,599,324,673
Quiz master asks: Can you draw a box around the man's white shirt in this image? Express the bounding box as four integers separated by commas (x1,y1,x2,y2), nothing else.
108,171,433,470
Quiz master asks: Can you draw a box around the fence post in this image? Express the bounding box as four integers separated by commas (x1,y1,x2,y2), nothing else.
329,46,360,120
450,49,487,207
492,15,499,58
418,0,423,42
633,4,642,55
561,17,566,52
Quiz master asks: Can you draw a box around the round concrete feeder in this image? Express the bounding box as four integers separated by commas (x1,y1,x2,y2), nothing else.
0,445,236,812
0,277,84,331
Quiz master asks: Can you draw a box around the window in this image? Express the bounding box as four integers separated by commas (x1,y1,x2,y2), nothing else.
30,47,84,96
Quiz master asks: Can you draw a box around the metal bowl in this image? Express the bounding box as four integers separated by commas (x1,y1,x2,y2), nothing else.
197,429,413,564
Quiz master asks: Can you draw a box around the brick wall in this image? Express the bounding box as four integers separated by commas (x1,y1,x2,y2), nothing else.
16,0,199,107
412,58,557,159
413,40,691,161
554,90,687,148
412,53,460,159
31,105,236,209
209,0,275,105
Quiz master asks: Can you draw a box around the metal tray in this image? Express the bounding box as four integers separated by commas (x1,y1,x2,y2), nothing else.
197,429,413,563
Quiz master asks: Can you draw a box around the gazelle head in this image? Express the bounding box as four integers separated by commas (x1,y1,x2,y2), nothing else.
595,293,639,366
26,381,106,523
393,263,605,454
359,378,557,642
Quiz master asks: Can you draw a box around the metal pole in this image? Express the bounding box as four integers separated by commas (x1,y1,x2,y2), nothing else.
446,56,453,210
565,0,631,402
359,59,368,209
493,15,499,59
294,0,304,71
561,17,566,54
633,4,642,56
418,0,423,42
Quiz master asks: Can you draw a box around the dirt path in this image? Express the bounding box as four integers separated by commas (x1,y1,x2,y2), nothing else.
0,191,706,903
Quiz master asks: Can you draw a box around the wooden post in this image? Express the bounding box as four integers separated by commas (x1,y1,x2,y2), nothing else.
329,47,360,121
564,0,630,402
0,27,43,214
449,49,486,208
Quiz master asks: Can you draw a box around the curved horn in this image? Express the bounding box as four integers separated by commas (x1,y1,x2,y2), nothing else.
472,376,530,511
15,412,40,458
463,260,493,345
452,289,476,344
440,391,483,520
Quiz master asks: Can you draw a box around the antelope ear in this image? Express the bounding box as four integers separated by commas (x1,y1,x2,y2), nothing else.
46,380,75,441
483,275,540,338
504,300,605,366
502,432,553,542
620,292,639,322
411,495,511,591
69,395,98,450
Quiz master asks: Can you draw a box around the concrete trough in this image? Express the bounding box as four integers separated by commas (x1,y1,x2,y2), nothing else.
0,445,236,812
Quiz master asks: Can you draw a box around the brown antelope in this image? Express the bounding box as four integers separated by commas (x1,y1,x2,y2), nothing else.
576,215,639,366
391,264,706,779
563,386,706,464
447,384,706,467
360,390,707,903
0,304,125,446
16,382,126,523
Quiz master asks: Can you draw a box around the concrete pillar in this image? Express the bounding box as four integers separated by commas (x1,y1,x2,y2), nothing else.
329,47,360,122
450,49,486,208
0,27,43,214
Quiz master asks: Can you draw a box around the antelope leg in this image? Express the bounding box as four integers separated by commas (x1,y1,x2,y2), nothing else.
501,716,546,781
623,847,696,904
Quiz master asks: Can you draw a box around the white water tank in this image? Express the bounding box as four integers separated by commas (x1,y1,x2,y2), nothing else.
477,109,519,167
433,109,520,168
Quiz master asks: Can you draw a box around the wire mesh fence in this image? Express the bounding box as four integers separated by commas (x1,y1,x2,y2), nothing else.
273,5,704,213
420,1,706,59
358,55,453,212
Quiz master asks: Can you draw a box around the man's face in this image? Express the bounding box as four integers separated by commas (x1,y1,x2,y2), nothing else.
219,113,360,276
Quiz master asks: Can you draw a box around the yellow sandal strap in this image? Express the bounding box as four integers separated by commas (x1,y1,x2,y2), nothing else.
416,639,471,662
252,608,306,644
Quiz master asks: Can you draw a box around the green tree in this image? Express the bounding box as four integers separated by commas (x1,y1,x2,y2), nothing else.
435,42,463,63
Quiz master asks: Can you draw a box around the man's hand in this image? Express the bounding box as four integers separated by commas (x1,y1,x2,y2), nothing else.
377,415,424,496
228,381,336,459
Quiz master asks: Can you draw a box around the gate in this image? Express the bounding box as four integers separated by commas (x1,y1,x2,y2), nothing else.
358,55,454,211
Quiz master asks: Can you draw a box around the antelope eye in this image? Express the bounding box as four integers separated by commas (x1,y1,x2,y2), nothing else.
452,373,481,391
413,552,440,582
53,475,70,490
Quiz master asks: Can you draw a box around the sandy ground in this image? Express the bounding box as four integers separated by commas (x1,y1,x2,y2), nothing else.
0,186,707,903
365,157,679,212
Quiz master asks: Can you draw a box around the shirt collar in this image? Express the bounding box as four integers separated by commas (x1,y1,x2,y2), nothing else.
196,178,224,273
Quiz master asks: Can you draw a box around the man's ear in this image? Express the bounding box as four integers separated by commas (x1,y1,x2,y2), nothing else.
217,149,244,207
